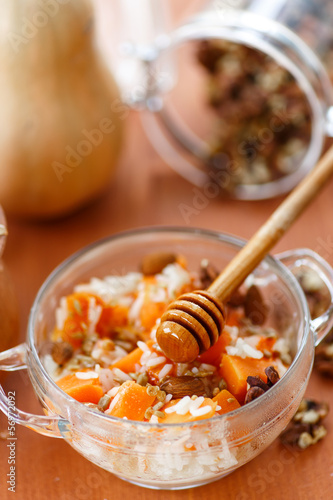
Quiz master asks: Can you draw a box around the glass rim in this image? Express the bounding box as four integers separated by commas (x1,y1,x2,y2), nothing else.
142,10,331,199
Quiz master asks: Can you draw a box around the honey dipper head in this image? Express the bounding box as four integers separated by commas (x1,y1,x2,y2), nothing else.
156,290,226,363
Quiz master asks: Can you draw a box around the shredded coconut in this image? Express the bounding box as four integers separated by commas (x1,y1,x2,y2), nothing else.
75,273,142,303
199,363,216,372
273,338,290,357
190,406,212,417
149,286,167,303
226,338,263,359
145,355,167,368
128,289,145,327
98,368,117,393
149,414,159,423
55,297,69,330
92,343,127,366
188,397,205,413
158,363,173,380
87,297,102,334
156,263,191,299
107,386,121,397
75,371,99,380
224,325,239,342
165,396,211,417
137,341,150,352
106,393,121,413
165,394,173,403
112,368,132,381
176,363,189,377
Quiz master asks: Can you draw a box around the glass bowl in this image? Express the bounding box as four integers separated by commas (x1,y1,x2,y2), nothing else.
1,227,333,490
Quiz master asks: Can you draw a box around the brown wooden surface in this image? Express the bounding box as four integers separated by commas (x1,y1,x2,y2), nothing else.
1,112,333,500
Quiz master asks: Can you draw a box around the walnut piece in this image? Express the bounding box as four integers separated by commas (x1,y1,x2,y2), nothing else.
160,376,207,399
141,252,177,275
280,398,329,449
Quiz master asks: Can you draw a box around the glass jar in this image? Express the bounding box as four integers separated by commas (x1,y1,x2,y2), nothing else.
93,0,333,199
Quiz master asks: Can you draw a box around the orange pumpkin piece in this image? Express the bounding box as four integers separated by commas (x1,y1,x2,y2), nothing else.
96,304,129,336
107,381,156,421
60,292,104,348
219,354,277,404
213,389,241,414
226,308,243,327
57,373,104,404
256,336,276,354
140,301,167,331
159,398,217,424
139,277,168,331
197,330,232,366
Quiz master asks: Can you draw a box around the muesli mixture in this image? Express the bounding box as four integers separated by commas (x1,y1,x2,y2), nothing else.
196,40,312,193
45,252,291,423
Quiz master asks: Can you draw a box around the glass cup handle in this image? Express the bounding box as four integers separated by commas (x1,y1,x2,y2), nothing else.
0,343,69,438
277,249,333,346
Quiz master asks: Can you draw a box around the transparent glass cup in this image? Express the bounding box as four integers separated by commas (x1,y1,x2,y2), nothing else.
1,228,333,490
94,0,333,199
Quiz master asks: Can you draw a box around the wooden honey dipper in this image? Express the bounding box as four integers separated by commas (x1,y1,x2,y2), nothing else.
156,145,333,363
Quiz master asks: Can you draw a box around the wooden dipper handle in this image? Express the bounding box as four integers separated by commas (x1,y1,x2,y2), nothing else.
156,145,333,363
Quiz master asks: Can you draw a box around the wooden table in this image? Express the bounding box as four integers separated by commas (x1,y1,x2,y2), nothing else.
1,110,333,500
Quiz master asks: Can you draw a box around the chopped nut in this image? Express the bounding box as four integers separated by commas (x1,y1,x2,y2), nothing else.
83,402,101,412
299,409,321,425
244,365,279,404
51,342,73,365
196,39,312,193
280,352,292,366
244,285,268,326
265,366,280,387
145,407,153,419
296,267,331,319
146,384,159,397
100,339,115,351
136,372,149,386
247,376,270,392
153,401,164,411
297,425,327,449
244,386,265,404
82,333,99,356
212,387,220,397
156,390,166,402
227,289,246,308
160,376,207,399
97,394,111,411
153,410,166,419
141,252,177,275
199,259,219,289
218,378,228,391
315,333,333,378
294,399,329,423
312,425,328,442
298,432,314,449
280,398,329,449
